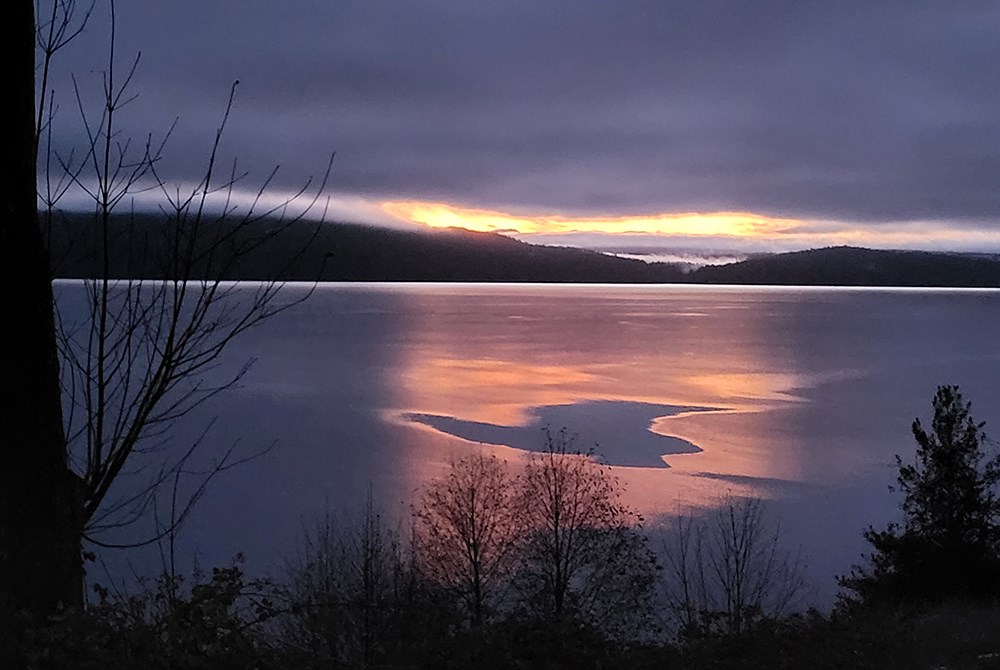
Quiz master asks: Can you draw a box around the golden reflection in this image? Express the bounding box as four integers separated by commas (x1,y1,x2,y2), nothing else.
396,358,595,426
686,372,807,403
383,200,802,238
390,287,817,519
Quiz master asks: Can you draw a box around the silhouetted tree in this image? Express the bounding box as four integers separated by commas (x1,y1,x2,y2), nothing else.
415,453,520,627
1,0,82,630
64,0,331,539
659,495,804,638
842,385,1000,604
514,429,658,638
281,494,446,667
3,0,331,636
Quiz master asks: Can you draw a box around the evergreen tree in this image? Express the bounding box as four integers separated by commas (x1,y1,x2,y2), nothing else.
842,385,1000,604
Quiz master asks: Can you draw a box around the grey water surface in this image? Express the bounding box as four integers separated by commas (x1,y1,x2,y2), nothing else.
56,282,1000,605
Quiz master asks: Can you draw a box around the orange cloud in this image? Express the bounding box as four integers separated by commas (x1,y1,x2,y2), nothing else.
382,200,803,238
381,199,1000,251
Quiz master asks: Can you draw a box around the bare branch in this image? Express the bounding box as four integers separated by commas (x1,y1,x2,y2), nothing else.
43,0,333,556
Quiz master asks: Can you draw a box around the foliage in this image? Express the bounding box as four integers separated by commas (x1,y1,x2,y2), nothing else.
18,557,281,670
842,385,1000,605
10,416,1000,667
15,559,1000,670
660,495,805,639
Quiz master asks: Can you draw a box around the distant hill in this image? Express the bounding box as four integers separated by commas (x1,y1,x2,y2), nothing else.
46,213,1000,287
46,212,685,283
687,246,1000,287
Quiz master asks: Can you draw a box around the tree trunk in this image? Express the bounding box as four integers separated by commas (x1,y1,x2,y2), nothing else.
0,0,82,630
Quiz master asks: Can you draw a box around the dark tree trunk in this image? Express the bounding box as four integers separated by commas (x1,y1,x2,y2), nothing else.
0,0,82,633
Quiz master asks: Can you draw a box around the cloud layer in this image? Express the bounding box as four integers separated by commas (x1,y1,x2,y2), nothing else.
43,0,1000,248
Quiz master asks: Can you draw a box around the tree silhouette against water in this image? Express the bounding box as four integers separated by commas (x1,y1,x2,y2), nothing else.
3,1,332,637
415,453,520,627
842,385,1000,604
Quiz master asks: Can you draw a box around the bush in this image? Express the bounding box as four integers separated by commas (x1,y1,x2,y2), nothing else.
19,557,280,670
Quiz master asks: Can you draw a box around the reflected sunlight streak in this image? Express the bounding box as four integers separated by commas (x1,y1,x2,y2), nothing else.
389,289,820,518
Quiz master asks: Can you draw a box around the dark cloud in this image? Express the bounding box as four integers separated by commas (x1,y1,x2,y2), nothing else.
43,0,1000,231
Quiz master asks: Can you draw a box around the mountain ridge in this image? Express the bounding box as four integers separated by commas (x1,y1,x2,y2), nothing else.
687,245,1000,287
46,213,1000,287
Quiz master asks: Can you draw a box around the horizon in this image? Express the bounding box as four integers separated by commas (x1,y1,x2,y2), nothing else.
48,203,1000,265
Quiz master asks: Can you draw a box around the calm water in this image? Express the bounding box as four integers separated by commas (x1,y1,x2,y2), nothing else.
58,282,1000,604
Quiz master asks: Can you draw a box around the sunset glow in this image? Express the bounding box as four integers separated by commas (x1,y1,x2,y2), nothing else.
383,200,803,238
381,200,1000,251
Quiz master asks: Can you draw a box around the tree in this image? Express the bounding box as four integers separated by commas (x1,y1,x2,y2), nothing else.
659,495,804,638
3,0,331,632
842,385,1000,604
513,429,658,639
414,453,520,627
1,0,82,627
47,0,331,553
281,494,445,667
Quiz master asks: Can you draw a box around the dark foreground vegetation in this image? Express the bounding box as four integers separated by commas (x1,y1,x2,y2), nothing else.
6,386,1000,669
47,212,1000,287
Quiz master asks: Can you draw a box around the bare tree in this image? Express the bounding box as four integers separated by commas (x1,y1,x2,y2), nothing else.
281,494,453,667
54,77,332,552
281,494,410,666
659,495,804,638
3,0,334,624
514,429,659,638
414,452,521,627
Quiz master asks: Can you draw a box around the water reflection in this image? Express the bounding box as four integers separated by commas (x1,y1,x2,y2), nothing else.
60,282,999,606
385,285,1000,526
389,286,826,513
375,284,999,605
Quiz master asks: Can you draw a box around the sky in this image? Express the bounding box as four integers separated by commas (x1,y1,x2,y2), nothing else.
44,0,1000,254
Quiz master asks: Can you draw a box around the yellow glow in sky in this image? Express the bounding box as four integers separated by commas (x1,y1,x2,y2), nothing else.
383,200,803,238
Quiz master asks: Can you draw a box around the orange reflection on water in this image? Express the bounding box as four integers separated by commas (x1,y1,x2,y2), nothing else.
398,357,598,425
686,372,807,404
389,287,817,518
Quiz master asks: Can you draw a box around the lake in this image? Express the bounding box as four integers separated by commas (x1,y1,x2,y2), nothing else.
58,282,1000,605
